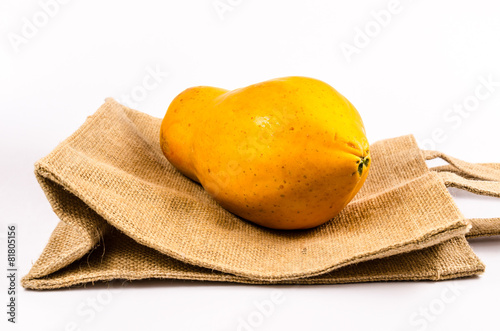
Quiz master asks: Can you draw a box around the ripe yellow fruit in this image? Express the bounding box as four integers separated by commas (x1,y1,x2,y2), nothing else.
160,77,370,229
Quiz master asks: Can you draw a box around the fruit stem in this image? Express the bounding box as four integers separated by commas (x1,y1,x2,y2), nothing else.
357,156,370,176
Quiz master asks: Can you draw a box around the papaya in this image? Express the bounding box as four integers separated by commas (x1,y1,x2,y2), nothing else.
160,76,370,230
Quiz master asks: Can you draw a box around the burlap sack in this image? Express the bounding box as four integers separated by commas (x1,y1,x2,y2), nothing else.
22,99,500,289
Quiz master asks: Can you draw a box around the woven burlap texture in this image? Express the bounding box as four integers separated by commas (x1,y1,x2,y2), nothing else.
22,99,499,289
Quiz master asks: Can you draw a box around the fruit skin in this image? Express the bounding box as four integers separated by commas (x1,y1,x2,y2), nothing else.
160,76,370,230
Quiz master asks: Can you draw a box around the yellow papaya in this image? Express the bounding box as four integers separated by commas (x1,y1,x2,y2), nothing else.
160,76,370,230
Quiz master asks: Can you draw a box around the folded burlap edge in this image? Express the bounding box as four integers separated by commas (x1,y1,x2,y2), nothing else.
21,231,485,290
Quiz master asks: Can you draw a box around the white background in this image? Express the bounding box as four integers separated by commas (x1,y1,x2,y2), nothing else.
1,0,500,330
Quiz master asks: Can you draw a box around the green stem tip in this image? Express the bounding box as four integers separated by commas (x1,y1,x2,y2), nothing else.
357,156,370,177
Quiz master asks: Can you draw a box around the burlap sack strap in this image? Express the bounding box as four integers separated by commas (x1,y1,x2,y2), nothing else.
422,150,500,181
437,171,500,198
467,218,500,239
423,150,500,238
